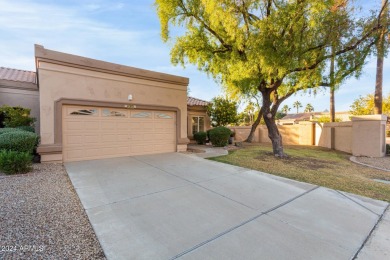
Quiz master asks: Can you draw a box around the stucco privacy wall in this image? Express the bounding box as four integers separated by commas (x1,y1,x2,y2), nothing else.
316,122,353,153
230,115,386,157
35,45,189,162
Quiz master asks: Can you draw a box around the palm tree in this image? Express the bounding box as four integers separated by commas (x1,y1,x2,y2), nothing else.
281,105,290,114
293,101,303,114
374,0,388,114
304,103,314,113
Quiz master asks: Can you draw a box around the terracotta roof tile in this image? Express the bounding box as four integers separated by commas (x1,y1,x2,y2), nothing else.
0,67,36,84
187,96,209,106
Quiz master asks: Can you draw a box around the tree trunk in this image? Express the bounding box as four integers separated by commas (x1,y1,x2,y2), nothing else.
330,46,336,122
245,110,263,143
330,88,335,122
374,0,386,114
261,95,285,157
263,113,285,157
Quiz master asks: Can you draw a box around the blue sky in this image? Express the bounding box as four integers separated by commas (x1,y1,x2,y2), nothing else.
0,0,388,112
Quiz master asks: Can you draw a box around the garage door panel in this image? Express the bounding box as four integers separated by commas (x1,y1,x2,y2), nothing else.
63,106,177,162
64,134,84,145
84,121,101,131
101,146,128,156
117,122,130,130
101,121,118,130
84,134,101,144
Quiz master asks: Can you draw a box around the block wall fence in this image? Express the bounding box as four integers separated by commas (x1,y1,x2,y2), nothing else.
229,115,387,157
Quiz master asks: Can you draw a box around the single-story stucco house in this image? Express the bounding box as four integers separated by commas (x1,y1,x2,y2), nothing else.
0,45,210,162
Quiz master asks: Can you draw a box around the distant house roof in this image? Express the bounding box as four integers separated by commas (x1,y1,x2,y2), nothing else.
0,67,37,91
279,111,351,124
187,96,209,106
0,67,36,84
281,112,315,121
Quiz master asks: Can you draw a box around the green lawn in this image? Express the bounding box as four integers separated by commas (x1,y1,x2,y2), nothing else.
209,143,390,202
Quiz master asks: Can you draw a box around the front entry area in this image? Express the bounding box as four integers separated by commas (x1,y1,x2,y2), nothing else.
62,105,176,162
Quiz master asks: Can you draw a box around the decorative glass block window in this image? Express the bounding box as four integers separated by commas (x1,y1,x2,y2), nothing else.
155,113,173,119
102,109,127,117
70,109,98,116
131,112,152,118
192,116,204,135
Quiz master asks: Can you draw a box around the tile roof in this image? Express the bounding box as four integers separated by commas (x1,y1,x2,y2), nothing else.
187,96,209,106
0,67,36,84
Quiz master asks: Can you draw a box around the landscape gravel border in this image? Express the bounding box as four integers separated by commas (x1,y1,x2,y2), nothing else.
0,163,106,259
350,156,390,172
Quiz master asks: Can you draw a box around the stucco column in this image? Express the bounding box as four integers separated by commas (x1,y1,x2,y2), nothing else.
352,115,387,157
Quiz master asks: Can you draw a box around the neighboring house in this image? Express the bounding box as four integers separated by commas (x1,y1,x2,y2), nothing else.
0,67,40,132
278,111,351,125
0,45,211,163
187,96,211,139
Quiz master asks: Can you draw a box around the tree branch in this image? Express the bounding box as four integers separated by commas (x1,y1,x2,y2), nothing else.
178,0,232,51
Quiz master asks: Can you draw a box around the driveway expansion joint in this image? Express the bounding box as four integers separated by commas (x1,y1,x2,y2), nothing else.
352,204,390,259
335,190,382,216
84,184,191,210
133,156,256,210
169,185,320,260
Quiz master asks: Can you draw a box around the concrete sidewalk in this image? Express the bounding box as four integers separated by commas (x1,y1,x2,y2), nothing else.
65,153,389,260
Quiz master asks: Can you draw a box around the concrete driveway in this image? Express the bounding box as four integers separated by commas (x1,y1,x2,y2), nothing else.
65,153,389,260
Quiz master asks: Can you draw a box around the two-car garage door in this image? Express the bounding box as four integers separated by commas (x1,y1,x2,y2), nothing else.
62,105,176,162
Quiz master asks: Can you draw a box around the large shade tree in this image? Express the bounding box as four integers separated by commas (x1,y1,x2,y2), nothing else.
156,0,387,157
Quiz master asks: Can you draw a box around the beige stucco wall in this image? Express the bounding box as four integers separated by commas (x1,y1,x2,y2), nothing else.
316,122,353,153
352,115,387,157
256,122,314,145
229,126,260,142
0,86,40,133
231,116,386,157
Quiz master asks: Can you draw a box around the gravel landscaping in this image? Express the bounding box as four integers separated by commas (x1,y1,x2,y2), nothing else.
0,163,105,259
355,156,390,171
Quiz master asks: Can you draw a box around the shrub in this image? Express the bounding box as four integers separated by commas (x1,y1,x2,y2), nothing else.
0,131,39,154
0,128,22,135
16,125,35,133
0,150,32,174
193,131,207,145
386,144,390,155
208,126,232,147
0,105,36,128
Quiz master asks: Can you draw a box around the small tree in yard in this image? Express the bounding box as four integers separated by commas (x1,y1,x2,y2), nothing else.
350,93,390,115
156,0,388,157
207,97,238,127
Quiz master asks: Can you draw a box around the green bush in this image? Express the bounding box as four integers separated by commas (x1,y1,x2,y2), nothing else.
194,131,207,144
208,126,232,147
0,128,22,135
16,125,35,133
0,131,39,154
0,105,36,128
0,150,32,174
386,144,390,155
